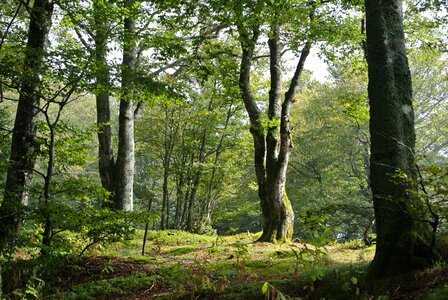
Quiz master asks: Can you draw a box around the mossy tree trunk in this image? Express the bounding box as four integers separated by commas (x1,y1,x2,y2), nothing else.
365,0,433,279
0,0,53,250
237,13,311,242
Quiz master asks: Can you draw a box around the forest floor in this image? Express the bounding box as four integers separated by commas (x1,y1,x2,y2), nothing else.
4,230,448,299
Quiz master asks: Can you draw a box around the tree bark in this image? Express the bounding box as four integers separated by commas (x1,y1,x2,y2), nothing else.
141,193,153,255
161,107,178,229
185,129,207,232
114,4,137,211
174,138,187,228
238,17,310,242
0,0,53,249
93,2,115,207
42,120,55,247
365,0,433,279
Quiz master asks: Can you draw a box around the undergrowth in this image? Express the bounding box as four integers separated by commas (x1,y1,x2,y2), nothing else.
2,230,448,299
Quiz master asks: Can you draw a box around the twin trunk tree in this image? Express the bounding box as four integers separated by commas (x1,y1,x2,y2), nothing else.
0,0,54,250
238,18,311,242
94,1,137,211
94,1,115,206
365,0,434,278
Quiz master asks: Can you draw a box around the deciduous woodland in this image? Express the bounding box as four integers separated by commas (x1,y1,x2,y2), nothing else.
0,0,447,298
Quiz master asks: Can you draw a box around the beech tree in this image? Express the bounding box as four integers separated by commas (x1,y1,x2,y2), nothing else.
365,0,434,278
235,1,313,242
62,0,146,210
0,0,54,249
93,1,115,205
113,0,139,211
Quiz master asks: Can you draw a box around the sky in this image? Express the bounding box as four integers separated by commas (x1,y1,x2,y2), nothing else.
306,48,330,82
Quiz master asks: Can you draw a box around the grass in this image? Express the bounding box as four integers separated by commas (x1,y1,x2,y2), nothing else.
52,273,160,300
3,230,448,299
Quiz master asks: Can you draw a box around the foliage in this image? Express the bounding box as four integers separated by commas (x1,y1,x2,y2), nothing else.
5,229,448,299
290,74,372,241
0,0,447,293
0,107,11,190
337,239,367,250
192,220,217,236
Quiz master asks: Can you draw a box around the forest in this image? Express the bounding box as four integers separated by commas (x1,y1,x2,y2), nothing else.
0,0,447,298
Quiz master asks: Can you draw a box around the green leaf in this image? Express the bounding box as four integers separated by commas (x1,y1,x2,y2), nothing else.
317,268,324,278
351,276,358,285
261,282,268,295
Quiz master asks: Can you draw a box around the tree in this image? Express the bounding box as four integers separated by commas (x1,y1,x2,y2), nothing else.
113,0,139,211
61,0,144,210
236,1,313,242
365,0,434,278
0,108,12,191
0,0,54,250
93,1,115,204
56,0,117,206
37,83,80,248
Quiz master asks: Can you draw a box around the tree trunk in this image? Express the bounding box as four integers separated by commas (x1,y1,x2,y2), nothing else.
114,5,137,211
237,16,310,242
93,3,115,207
185,170,202,231
174,145,187,228
185,128,207,231
161,107,178,229
0,0,53,249
161,169,169,229
365,0,433,279
180,181,190,227
42,124,55,248
180,155,193,228
141,194,153,255
202,103,233,223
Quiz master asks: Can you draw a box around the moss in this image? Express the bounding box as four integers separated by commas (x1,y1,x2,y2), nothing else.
257,229,278,243
257,190,294,244
423,284,448,299
59,273,159,300
283,191,294,241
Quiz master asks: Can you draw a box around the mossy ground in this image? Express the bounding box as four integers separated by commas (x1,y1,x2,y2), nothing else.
3,230,448,299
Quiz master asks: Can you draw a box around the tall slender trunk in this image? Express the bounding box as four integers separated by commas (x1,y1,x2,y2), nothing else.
365,0,433,279
161,168,169,229
185,128,207,231
41,77,77,250
114,4,137,211
141,194,153,255
202,103,233,223
180,182,191,227
93,3,115,207
180,155,193,227
0,0,53,249
160,108,178,229
174,142,187,227
42,124,55,247
185,170,201,231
